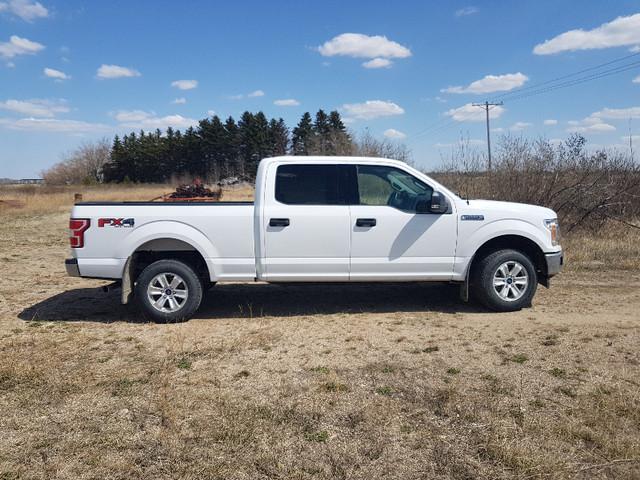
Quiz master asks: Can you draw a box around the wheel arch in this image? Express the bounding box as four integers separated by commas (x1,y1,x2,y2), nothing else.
131,239,209,283
121,237,212,305
468,234,547,284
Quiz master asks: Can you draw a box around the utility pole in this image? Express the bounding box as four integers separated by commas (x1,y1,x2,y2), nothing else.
473,101,503,171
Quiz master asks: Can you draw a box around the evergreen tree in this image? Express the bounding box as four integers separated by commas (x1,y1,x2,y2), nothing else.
292,112,314,155
327,110,352,155
197,116,227,180
238,111,270,178
269,118,289,156
312,109,331,154
223,116,240,177
182,127,201,177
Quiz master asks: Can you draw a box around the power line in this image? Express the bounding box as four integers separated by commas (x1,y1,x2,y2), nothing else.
489,51,640,103
491,59,640,103
406,51,640,149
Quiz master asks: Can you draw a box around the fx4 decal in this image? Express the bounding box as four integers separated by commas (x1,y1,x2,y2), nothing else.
98,218,135,228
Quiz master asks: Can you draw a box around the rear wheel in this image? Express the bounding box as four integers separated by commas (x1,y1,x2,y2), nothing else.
136,259,203,322
472,249,537,312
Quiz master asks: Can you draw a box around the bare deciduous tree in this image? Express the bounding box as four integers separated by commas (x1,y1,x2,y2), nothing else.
41,138,111,184
434,133,640,232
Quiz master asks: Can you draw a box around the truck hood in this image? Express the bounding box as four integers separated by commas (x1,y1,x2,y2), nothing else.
456,199,557,219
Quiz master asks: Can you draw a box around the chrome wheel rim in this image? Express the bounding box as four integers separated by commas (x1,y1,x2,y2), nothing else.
492,261,529,302
147,272,189,313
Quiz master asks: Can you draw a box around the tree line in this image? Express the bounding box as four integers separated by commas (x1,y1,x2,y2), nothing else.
103,110,351,183
41,109,411,185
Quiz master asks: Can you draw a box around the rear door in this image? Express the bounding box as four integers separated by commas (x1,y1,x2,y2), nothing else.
260,163,351,281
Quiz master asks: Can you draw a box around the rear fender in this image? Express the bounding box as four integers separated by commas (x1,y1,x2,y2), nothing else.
116,220,220,281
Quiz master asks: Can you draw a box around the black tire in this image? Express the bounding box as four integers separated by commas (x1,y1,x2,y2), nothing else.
472,249,537,312
136,259,203,322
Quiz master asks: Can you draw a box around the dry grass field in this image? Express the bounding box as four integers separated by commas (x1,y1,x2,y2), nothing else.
0,184,639,479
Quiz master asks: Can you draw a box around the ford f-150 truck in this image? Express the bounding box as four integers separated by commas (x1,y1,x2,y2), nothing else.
66,156,563,321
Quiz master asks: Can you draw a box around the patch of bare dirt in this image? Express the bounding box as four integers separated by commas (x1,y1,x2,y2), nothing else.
1,211,639,479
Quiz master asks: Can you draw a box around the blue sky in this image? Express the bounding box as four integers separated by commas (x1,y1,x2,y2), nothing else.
1,0,640,179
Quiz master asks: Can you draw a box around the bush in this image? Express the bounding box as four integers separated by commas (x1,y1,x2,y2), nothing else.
434,133,640,232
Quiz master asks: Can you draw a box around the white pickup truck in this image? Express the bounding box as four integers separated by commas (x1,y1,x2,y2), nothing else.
66,156,563,321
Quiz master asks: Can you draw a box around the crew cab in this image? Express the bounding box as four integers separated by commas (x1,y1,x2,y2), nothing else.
66,156,563,321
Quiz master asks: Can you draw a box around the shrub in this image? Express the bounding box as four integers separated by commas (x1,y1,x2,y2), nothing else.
435,133,640,232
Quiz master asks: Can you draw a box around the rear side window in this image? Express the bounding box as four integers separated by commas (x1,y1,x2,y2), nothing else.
275,165,339,205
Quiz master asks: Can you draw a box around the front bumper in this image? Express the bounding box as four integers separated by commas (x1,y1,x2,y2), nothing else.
65,258,80,277
545,251,564,277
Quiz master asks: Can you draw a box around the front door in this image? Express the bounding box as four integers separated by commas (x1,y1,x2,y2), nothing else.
349,165,457,280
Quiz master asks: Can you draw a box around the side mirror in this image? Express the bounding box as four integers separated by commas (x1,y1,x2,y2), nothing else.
429,191,449,214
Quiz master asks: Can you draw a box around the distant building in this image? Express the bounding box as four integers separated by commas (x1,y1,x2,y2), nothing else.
0,178,45,185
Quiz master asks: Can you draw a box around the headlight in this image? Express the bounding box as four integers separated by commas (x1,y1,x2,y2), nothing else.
545,219,560,246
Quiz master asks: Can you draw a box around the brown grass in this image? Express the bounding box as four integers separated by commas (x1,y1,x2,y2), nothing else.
1,186,639,479
0,184,255,215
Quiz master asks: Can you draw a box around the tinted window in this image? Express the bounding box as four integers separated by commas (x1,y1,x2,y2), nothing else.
357,165,433,213
275,165,339,205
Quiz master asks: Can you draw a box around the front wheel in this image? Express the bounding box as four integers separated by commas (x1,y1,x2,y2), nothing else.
136,259,203,322
472,249,537,312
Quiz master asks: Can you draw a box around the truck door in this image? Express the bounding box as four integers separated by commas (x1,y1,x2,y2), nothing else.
259,163,351,281
349,165,457,281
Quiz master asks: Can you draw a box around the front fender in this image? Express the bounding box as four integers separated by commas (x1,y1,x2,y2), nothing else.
458,218,550,259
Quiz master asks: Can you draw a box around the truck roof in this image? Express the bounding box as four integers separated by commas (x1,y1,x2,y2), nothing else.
261,155,407,166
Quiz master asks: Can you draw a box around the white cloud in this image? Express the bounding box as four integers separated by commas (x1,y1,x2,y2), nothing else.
444,103,504,121
544,119,558,125
363,58,392,69
567,123,616,134
0,0,48,21
589,106,640,119
171,98,186,104
231,90,264,99
274,99,300,106
621,135,640,143
566,108,640,135
0,118,108,132
441,73,528,94
455,7,478,17
634,75,640,83
437,139,485,148
114,109,153,122
44,67,70,80
0,35,44,58
171,79,198,90
510,122,533,131
318,33,411,61
423,96,448,103
533,13,640,55
342,100,404,120
207,110,216,117
97,64,141,79
0,99,68,117
383,129,406,140
620,135,640,152
116,111,198,131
